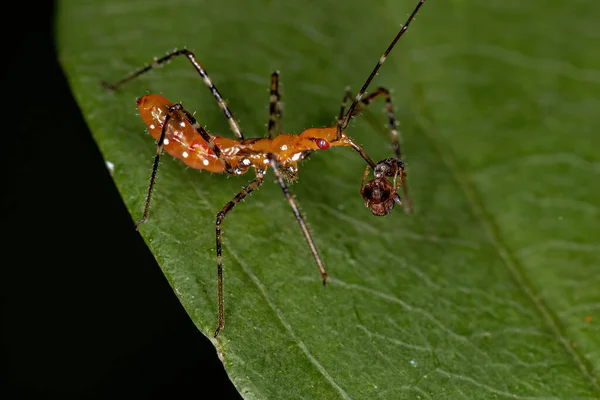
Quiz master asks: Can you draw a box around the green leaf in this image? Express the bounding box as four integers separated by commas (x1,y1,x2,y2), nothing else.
57,0,599,397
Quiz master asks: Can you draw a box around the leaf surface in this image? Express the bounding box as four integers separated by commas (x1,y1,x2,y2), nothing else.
57,0,599,397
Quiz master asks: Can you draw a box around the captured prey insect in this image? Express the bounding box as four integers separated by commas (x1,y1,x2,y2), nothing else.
102,0,425,337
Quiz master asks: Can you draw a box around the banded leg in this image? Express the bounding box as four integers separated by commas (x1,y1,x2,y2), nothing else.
176,107,235,174
337,0,426,138
268,158,329,285
102,49,244,140
267,71,283,139
214,171,266,338
357,88,402,156
337,87,353,130
334,88,378,168
136,103,185,228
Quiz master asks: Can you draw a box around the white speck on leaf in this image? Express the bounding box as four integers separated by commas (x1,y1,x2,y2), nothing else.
105,160,114,175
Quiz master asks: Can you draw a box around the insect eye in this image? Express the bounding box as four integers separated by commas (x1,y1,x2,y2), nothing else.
316,139,330,150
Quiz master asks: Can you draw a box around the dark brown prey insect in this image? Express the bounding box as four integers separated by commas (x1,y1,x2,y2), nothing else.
361,157,408,216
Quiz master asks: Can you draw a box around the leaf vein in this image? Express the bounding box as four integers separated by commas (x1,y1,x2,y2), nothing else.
226,244,352,400
415,115,600,393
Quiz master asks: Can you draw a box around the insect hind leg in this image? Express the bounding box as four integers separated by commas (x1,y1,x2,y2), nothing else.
102,49,245,141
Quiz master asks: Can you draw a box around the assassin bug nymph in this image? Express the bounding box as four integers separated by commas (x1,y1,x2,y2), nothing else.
103,0,425,337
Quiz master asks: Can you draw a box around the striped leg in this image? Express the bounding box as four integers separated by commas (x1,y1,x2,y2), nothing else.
267,71,283,139
176,107,235,174
268,158,328,285
102,49,244,140
337,87,353,130
135,104,181,229
356,88,401,157
335,88,377,168
214,170,266,338
337,0,426,138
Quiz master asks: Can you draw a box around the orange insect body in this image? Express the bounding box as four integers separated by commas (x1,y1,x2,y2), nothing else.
137,94,354,178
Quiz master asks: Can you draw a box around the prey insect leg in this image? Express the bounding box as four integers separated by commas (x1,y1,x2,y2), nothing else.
268,158,328,286
214,170,266,337
102,49,245,140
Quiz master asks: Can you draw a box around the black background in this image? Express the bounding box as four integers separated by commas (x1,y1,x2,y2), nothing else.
3,2,241,398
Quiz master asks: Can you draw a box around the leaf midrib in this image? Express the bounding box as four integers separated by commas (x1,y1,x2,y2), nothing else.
410,78,600,393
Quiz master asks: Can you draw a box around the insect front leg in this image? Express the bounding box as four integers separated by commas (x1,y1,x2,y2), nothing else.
337,0,426,139
337,87,353,129
102,49,245,140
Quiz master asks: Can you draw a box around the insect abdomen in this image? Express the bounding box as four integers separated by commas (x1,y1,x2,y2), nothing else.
137,94,225,172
